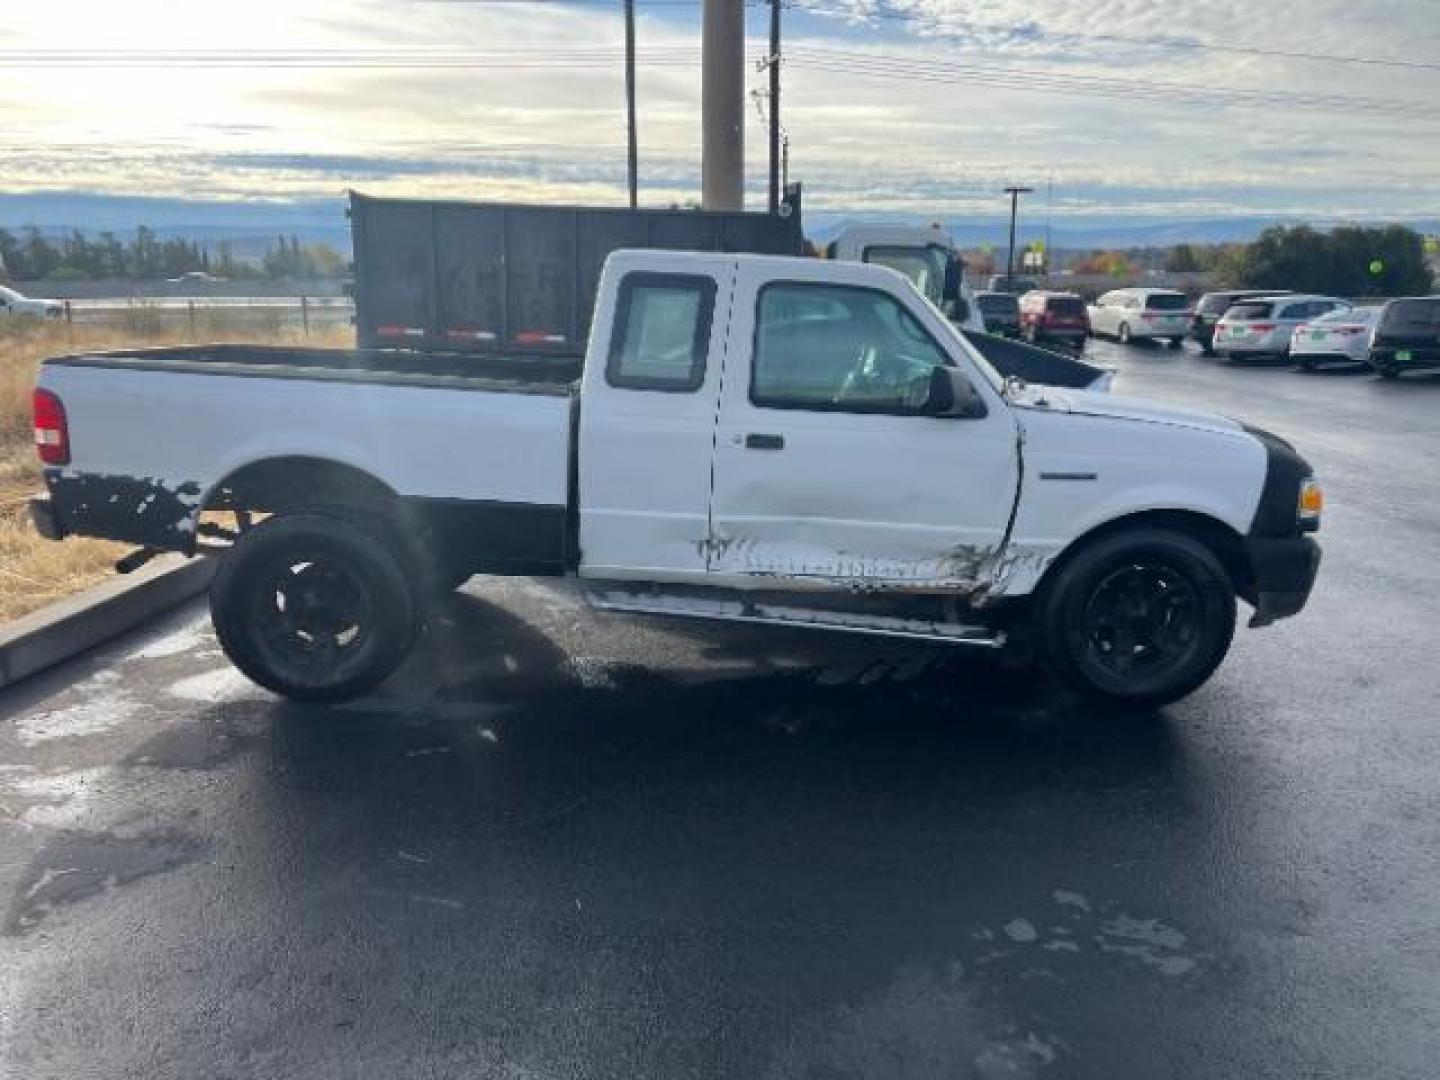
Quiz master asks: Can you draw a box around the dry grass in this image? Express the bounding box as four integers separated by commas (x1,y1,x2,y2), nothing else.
0,318,353,622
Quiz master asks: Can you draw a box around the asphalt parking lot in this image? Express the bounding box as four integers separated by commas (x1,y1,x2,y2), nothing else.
2,340,1438,1079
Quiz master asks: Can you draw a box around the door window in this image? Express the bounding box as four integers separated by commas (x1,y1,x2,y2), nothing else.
752,282,949,413
606,273,716,392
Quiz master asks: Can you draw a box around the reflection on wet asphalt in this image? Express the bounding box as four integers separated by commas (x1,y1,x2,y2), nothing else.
1,341,1438,1078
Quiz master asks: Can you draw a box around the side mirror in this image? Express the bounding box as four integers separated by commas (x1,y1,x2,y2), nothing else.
942,257,962,302
921,366,987,419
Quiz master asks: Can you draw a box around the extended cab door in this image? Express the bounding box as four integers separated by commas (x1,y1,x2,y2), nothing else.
578,253,733,581
707,260,1021,589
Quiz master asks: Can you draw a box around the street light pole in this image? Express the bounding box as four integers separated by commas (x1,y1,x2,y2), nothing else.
1004,185,1034,287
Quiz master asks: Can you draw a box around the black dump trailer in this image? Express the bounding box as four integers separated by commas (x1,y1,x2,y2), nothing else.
349,188,805,357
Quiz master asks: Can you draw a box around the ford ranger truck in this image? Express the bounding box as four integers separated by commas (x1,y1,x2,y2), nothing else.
30,251,1322,707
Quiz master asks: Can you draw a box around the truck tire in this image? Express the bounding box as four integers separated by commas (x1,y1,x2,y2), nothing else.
209,511,421,702
1035,527,1236,708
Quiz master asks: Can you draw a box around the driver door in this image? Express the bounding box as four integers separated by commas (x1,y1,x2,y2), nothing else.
707,262,1020,589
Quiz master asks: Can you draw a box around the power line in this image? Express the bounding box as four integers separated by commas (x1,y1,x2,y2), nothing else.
789,45,1440,122
783,2,1440,74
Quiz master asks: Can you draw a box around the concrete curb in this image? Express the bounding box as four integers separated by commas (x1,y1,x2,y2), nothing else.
0,555,215,689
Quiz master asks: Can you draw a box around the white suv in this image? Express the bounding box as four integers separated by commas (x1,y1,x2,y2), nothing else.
1089,288,1191,346
1214,295,1351,359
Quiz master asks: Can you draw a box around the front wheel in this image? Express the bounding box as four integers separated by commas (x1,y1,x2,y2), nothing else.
210,511,422,702
1035,528,1236,707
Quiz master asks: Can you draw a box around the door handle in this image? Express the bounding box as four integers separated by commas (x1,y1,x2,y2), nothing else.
744,433,785,451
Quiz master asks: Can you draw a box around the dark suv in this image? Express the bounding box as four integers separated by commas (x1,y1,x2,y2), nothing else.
1190,290,1292,355
1369,297,1440,378
975,291,1021,337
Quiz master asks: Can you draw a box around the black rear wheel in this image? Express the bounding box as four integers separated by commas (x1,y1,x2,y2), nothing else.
1036,527,1236,707
210,512,421,702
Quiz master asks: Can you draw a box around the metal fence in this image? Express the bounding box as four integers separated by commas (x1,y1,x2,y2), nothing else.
59,296,355,337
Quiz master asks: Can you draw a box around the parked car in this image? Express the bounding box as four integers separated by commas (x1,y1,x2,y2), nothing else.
1289,307,1380,370
1019,291,1089,350
31,251,1322,708
975,291,1021,337
1089,288,1191,346
1190,290,1292,355
1368,296,1440,378
166,271,228,285
1213,295,1351,360
0,284,63,319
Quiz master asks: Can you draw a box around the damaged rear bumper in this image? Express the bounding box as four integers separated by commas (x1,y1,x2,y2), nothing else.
1245,535,1321,628
29,494,64,541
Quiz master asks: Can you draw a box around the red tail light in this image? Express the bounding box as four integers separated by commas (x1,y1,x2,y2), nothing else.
1250,323,1276,333
33,388,70,466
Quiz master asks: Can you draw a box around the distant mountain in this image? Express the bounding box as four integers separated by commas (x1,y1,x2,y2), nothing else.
810,213,1440,252
0,192,351,258
3,192,1435,259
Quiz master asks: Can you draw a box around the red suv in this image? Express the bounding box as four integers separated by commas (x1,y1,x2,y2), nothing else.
1019,291,1090,351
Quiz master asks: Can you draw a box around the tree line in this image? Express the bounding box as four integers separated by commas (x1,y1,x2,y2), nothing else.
1157,224,1433,296
0,227,347,282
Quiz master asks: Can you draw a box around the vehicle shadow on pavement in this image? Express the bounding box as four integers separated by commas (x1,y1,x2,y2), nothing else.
5,591,1214,1078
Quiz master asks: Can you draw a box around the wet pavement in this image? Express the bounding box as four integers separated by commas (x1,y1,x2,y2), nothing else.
2,341,1438,1079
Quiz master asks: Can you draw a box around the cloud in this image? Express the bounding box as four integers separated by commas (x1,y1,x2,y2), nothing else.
0,0,1437,222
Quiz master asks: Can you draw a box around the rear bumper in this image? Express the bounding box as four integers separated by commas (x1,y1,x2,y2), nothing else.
1369,346,1440,372
29,495,64,541
1245,535,1321,627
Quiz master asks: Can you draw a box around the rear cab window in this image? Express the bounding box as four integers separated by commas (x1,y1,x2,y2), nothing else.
606,273,717,391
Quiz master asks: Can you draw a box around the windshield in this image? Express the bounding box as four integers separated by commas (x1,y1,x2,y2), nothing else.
1145,293,1188,311
1382,299,1440,331
862,245,950,305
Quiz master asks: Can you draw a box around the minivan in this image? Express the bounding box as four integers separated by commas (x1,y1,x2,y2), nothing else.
1089,288,1191,346
1189,290,1292,355
975,291,1021,337
1213,295,1350,360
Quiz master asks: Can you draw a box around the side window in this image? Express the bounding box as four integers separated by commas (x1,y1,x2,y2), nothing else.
752,282,949,413
606,273,716,392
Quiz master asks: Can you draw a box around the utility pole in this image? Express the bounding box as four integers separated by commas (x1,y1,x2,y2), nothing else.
1004,185,1034,287
702,0,744,210
767,0,781,214
625,0,638,208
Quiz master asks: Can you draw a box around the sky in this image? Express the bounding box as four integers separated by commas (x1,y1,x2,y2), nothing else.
2,0,1440,224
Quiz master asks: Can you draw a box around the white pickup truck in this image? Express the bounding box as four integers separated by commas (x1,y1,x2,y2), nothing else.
31,252,1322,706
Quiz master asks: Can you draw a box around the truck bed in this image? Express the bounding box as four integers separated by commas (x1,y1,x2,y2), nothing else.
45,344,580,396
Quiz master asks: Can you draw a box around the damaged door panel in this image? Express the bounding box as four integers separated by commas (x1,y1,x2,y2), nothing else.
706,268,1021,591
